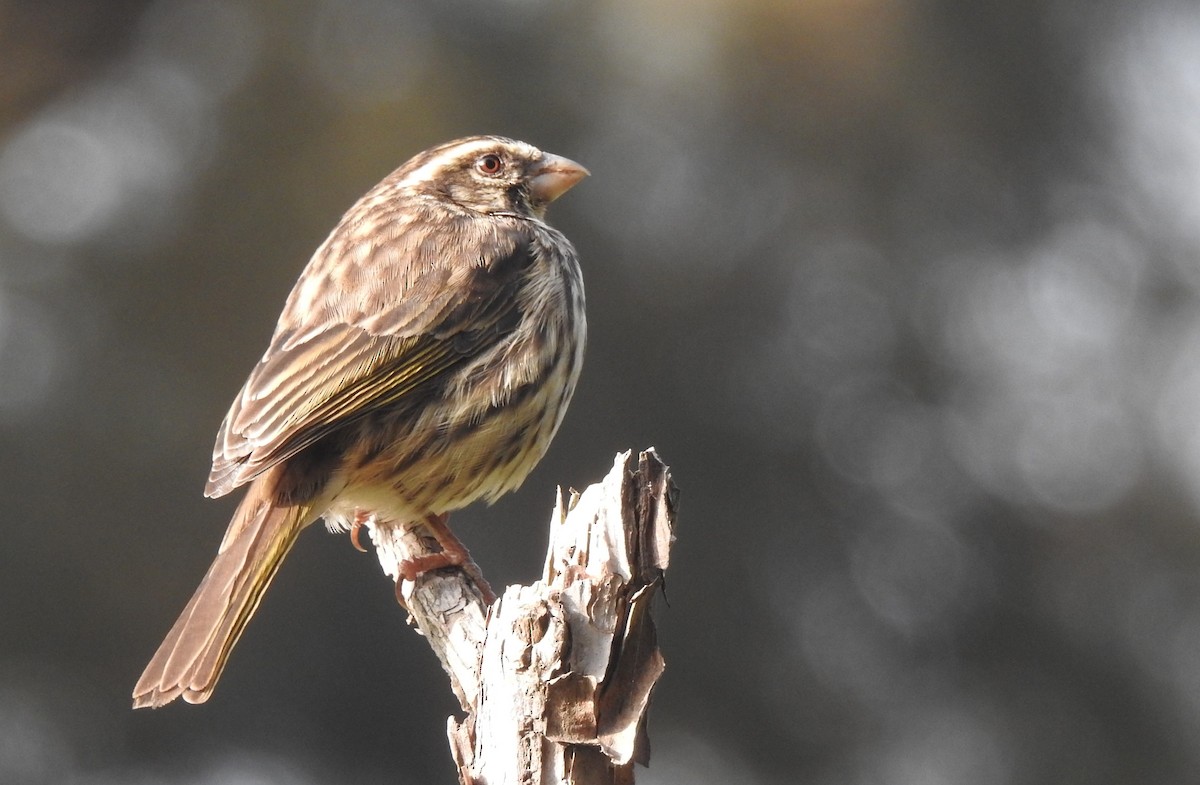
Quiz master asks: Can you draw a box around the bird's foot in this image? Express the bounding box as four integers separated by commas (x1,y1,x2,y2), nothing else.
395,513,496,605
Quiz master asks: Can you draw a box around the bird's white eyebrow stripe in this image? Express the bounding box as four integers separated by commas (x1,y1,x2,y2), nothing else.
398,140,502,187
394,138,539,189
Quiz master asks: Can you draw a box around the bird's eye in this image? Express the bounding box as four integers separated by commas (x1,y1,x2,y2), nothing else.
476,154,504,175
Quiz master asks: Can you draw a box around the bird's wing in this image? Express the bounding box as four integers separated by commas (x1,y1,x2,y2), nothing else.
205,239,534,498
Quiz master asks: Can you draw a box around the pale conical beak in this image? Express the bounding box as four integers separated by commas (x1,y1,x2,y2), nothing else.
529,153,590,204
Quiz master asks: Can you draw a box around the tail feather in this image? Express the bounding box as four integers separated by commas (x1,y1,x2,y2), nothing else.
133,481,310,708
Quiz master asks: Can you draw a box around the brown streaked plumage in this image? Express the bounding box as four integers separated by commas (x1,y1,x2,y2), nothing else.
133,136,587,709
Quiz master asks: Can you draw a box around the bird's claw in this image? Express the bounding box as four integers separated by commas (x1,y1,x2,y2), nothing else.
349,510,371,553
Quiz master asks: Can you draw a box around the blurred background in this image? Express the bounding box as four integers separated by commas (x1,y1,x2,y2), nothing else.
4,0,1200,782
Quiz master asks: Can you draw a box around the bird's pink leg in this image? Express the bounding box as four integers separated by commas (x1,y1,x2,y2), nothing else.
397,513,496,604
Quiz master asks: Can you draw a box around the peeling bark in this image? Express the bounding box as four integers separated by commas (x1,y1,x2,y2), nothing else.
366,449,677,785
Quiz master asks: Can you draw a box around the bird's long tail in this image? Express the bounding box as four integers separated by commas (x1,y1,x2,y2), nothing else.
132,479,311,708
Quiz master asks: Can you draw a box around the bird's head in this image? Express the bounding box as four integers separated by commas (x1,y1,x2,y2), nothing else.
397,136,589,219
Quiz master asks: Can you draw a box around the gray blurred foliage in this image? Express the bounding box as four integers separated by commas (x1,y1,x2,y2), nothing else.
3,0,1200,783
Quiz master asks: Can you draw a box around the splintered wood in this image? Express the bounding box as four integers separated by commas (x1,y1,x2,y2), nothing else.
366,449,677,785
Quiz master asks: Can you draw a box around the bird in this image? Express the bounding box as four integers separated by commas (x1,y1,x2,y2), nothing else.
132,136,588,709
